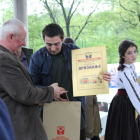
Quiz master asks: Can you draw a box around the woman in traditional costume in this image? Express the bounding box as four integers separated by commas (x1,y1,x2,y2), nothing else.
105,40,140,140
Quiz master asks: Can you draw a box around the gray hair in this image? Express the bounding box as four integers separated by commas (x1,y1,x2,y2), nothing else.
0,18,26,40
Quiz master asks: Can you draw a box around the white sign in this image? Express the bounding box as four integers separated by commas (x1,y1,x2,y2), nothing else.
107,62,140,88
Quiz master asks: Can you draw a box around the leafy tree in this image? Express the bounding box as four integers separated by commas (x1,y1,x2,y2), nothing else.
40,0,100,41
28,13,51,52
1,0,140,63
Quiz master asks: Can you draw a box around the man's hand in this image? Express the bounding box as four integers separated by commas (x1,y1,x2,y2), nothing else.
51,83,68,101
103,72,111,82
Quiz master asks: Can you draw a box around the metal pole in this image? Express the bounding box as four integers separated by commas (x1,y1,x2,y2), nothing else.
13,0,28,48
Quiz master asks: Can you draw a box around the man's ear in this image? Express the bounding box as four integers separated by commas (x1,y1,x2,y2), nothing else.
7,34,13,42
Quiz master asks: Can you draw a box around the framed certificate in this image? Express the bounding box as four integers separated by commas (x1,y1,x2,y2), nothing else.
72,46,109,96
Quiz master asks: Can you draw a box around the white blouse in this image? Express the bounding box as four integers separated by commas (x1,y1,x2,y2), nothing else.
115,63,140,114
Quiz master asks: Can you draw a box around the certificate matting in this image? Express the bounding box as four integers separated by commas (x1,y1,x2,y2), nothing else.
72,46,109,97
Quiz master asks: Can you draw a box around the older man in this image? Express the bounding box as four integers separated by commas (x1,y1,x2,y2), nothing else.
0,19,67,140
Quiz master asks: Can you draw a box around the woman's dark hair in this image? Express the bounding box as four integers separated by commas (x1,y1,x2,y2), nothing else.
118,40,138,71
42,23,64,40
63,37,75,44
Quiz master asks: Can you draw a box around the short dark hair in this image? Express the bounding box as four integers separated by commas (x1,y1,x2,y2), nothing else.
42,23,64,40
118,40,138,71
63,37,75,44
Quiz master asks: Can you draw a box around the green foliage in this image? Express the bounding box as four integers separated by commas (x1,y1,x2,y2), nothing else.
28,14,51,52
0,0,140,64
0,0,13,25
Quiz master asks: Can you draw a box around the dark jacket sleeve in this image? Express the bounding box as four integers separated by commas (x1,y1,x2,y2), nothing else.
29,53,45,87
0,98,15,140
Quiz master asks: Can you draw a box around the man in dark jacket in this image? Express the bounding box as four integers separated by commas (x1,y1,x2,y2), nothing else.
29,23,87,140
29,23,111,140
0,19,67,140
